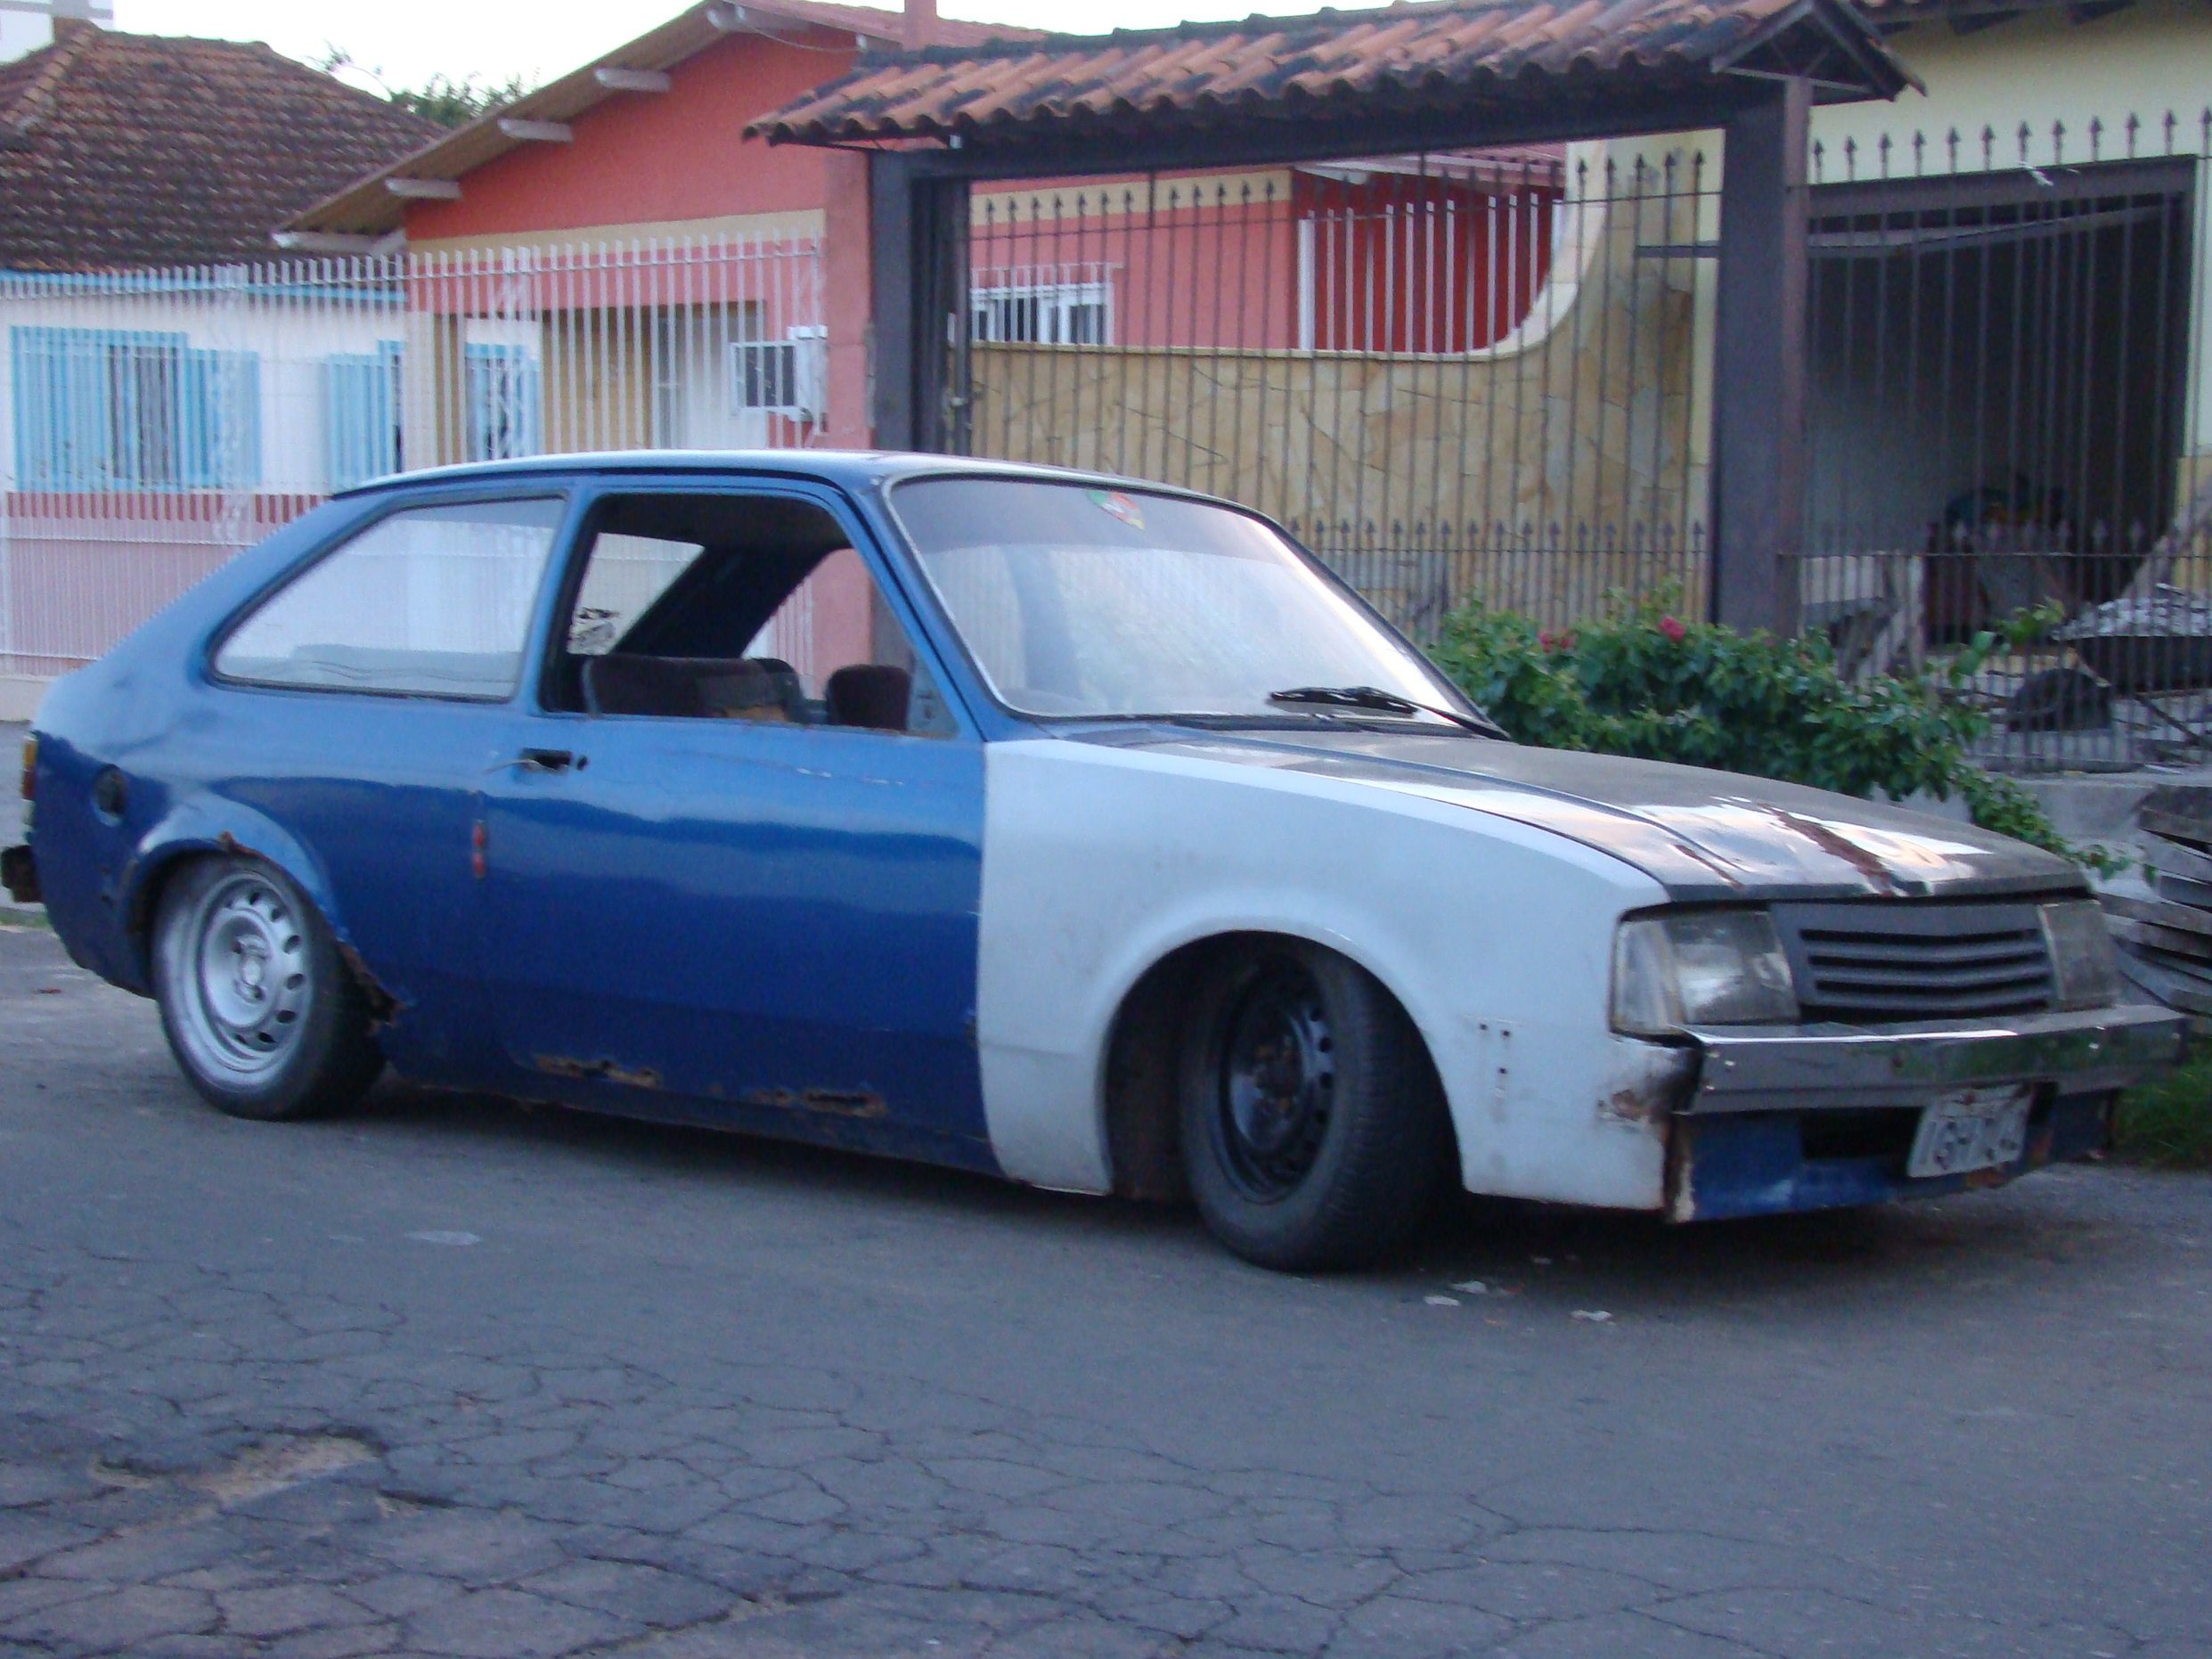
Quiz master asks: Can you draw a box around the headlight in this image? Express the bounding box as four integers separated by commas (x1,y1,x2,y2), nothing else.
2042,898,2120,1009
1612,910,1800,1035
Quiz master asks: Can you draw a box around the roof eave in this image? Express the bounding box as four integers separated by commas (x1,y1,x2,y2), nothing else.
285,0,926,236
1711,0,1925,100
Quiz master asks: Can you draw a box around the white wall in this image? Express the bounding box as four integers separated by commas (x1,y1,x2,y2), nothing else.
0,281,408,494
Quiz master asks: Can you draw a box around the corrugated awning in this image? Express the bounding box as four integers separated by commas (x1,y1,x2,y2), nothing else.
749,0,1917,151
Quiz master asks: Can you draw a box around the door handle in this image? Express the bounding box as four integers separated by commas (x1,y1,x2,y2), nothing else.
516,748,576,774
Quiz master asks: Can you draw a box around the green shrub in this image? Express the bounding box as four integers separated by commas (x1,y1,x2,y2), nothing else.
1426,586,2104,870
2114,1053,2212,1169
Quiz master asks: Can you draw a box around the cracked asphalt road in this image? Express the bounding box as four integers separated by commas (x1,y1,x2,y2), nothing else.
2,922,2209,1658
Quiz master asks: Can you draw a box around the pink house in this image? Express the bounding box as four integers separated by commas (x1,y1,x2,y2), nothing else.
282,0,1565,443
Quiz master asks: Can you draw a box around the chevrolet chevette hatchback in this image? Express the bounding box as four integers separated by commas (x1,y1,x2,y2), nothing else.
4,454,2184,1268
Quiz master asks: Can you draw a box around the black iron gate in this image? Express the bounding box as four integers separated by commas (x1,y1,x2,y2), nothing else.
1798,115,2211,769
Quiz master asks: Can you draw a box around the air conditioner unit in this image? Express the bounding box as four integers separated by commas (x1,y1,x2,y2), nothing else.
729,325,826,421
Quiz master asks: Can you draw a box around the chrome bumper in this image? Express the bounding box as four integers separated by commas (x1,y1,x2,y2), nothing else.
1678,1001,2187,1115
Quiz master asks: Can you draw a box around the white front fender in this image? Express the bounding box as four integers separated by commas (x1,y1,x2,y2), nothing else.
975,740,1679,1208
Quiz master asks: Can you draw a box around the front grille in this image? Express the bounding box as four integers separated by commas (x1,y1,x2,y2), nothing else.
1775,901,2057,1023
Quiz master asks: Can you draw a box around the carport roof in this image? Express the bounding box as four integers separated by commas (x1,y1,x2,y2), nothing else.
750,0,1917,151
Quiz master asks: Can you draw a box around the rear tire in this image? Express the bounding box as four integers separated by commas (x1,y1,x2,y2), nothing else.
1179,940,1447,1271
151,856,385,1122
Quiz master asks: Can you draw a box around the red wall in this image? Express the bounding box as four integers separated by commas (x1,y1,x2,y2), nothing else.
1296,172,1560,355
967,171,1560,355
968,186,1302,352
404,31,860,240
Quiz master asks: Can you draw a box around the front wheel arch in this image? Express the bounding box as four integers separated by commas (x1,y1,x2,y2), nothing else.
1100,929,1458,1207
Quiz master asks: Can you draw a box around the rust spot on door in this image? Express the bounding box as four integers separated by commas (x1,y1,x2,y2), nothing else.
533,1054,664,1090
744,1086,889,1120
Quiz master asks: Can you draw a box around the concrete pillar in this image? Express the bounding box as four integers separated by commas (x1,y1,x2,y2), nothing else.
1710,77,1810,635
822,150,876,449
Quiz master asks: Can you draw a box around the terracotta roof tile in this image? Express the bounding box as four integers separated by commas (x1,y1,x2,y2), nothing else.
752,0,1912,148
0,21,439,270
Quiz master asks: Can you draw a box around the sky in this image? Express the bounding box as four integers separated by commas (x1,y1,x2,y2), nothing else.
118,0,1263,94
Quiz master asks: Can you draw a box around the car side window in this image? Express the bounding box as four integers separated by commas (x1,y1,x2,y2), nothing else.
217,497,566,699
543,492,954,737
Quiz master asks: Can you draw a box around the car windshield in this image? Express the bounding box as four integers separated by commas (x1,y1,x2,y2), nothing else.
893,477,1473,725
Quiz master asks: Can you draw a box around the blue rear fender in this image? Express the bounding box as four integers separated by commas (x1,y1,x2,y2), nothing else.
111,797,347,999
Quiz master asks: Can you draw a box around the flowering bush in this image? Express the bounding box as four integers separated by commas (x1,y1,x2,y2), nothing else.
1426,587,2100,868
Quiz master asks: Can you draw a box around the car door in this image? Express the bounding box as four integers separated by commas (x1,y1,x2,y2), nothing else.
204,487,575,1083
474,478,994,1170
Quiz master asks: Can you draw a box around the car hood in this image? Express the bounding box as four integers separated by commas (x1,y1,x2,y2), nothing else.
1068,724,2082,903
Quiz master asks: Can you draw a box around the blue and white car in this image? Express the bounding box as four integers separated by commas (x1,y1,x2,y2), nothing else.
4,454,2184,1268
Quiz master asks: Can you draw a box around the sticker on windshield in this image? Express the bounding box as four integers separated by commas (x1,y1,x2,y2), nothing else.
1087,489,1145,531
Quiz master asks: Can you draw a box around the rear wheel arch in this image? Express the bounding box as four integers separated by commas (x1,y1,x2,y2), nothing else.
124,821,346,991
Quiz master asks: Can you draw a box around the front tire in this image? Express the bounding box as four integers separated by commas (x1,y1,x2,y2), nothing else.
1179,940,1448,1271
151,857,385,1122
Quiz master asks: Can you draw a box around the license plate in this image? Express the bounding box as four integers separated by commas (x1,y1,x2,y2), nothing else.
1906,1086,2034,1180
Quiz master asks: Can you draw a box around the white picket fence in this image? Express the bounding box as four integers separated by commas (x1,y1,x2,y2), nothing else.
0,233,825,682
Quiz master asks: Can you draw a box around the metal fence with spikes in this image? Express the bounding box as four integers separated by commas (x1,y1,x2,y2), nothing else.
949,111,2212,768
0,232,824,689
956,145,1716,641
4,110,2210,770
1795,110,2211,768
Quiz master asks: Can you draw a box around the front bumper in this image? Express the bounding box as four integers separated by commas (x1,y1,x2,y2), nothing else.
1,843,36,906
1663,1001,2187,1222
1681,1001,2185,1114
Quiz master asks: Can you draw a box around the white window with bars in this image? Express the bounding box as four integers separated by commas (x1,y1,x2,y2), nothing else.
969,265,1114,346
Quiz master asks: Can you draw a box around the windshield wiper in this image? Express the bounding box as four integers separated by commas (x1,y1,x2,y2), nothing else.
1267,684,1507,740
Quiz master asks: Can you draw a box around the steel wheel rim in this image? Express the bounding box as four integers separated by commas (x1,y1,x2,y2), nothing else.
1213,961,1335,1201
174,873,312,1080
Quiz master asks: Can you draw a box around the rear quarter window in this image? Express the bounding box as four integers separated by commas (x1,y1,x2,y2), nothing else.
216,497,566,699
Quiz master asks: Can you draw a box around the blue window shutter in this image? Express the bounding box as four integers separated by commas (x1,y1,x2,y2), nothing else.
8,327,247,493
178,348,209,487
230,354,262,491
180,347,260,490
322,343,398,491
224,351,261,489
11,327,61,486
517,360,541,456
61,329,106,490
11,326,114,491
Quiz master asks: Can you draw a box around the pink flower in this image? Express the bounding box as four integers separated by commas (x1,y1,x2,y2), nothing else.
1657,616,1686,644
1538,628,1575,653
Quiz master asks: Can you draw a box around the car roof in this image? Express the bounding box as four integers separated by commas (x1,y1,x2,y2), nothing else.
332,449,1197,501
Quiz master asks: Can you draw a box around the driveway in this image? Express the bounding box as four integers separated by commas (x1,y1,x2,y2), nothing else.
1,921,2208,1658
